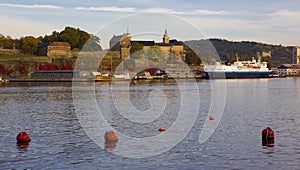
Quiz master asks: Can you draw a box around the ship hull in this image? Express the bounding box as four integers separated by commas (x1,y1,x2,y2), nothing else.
204,71,273,79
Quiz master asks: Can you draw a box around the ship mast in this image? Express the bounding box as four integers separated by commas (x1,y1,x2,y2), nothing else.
236,53,239,62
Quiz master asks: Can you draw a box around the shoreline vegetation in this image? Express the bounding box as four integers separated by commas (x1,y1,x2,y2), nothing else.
0,26,294,81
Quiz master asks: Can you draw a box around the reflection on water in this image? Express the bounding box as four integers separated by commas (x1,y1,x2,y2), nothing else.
105,141,118,150
16,142,30,152
0,78,300,169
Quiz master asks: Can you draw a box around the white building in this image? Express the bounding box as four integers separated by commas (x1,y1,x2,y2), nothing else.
277,64,300,76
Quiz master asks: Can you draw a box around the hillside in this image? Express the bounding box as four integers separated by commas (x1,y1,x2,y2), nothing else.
185,39,293,67
0,26,101,55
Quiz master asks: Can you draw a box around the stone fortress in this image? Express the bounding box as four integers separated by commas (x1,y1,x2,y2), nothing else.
106,29,194,78
109,29,185,60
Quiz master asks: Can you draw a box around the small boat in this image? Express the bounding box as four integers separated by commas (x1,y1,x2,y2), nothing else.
0,76,9,83
114,73,131,80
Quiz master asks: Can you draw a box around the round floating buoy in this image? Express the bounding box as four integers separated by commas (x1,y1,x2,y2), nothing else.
262,127,274,140
209,115,215,120
158,127,165,131
16,131,31,143
262,127,275,147
104,131,118,143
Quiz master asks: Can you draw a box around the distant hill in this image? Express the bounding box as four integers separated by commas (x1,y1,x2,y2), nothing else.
185,39,293,67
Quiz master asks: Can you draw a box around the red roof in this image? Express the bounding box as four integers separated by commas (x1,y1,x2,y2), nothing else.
278,64,300,69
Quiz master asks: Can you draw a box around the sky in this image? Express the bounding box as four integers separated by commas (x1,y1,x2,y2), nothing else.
1,0,300,49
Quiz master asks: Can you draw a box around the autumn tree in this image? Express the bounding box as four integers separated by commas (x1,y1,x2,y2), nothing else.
130,42,143,53
41,27,101,51
150,45,164,61
20,36,38,54
130,42,144,58
0,35,14,49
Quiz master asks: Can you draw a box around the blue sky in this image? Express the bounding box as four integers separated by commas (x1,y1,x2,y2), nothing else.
1,0,300,49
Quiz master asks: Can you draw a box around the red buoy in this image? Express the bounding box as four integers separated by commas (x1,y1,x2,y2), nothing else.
16,131,31,143
262,127,275,147
262,127,274,140
104,131,118,143
158,127,165,131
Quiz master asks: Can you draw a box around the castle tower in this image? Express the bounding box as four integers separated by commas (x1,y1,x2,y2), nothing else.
163,29,169,44
126,25,131,41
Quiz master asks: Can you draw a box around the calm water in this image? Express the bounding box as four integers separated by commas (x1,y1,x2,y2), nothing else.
0,78,300,169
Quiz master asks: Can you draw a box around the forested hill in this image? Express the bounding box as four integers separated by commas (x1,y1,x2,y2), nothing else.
185,39,293,67
0,26,101,55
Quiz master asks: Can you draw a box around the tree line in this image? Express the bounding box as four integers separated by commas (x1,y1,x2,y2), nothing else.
184,39,293,67
0,26,101,55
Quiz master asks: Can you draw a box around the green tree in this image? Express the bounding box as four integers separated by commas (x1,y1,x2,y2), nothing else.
59,27,80,49
51,31,60,41
130,42,144,58
78,29,90,50
81,34,102,51
0,35,14,49
150,45,164,61
13,39,21,49
184,45,200,65
20,36,38,54
130,42,143,53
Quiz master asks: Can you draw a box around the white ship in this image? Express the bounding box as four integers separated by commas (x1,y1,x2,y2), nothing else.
204,57,273,79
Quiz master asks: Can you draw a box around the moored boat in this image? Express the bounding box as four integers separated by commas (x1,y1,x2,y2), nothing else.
113,73,131,80
204,57,273,79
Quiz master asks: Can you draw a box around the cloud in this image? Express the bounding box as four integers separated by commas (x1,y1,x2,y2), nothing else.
268,10,300,16
141,7,184,14
75,6,136,12
0,3,63,9
193,10,226,15
185,10,300,46
0,3,227,15
75,6,227,15
265,10,300,33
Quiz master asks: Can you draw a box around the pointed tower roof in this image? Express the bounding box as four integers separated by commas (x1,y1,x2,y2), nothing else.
163,28,170,44
164,28,168,37
126,25,130,36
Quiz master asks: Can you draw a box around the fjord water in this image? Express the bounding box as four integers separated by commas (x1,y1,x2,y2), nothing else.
0,78,299,169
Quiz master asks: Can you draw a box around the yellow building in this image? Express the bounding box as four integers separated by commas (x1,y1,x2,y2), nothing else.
293,47,300,64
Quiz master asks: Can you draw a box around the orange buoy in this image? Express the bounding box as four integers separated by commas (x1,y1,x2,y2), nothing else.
104,131,118,143
158,127,165,131
209,115,215,120
262,127,275,147
16,131,31,143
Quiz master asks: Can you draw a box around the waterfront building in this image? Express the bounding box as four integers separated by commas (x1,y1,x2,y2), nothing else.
31,70,80,79
277,64,300,76
293,46,300,64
